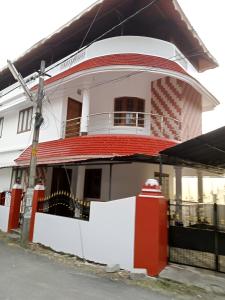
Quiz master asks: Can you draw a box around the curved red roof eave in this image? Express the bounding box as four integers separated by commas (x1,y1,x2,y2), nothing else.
31,54,187,91
15,135,177,166
30,53,218,107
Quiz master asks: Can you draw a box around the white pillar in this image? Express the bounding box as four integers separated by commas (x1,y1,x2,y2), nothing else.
197,170,203,203
75,166,85,199
175,166,182,201
174,166,182,224
80,89,90,135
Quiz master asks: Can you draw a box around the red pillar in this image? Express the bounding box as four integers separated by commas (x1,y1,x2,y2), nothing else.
29,184,45,242
134,179,168,276
8,184,23,231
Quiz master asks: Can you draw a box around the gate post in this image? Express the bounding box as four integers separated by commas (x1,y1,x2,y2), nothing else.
29,183,45,242
8,181,23,231
134,179,168,276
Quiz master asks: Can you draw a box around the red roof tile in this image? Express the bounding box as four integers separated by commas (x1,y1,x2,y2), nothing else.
32,54,187,91
15,135,177,166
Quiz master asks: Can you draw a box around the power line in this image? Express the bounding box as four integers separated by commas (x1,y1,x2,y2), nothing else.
47,0,160,73
1,46,208,100
2,0,160,98
1,0,205,99
79,3,103,50
44,48,208,99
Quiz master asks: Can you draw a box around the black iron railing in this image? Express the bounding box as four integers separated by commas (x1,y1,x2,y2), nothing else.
168,201,225,273
37,191,90,221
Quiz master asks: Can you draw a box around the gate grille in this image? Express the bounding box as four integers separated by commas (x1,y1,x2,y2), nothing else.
169,202,225,273
37,191,90,221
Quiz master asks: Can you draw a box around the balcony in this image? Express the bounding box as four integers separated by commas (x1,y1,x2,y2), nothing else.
63,112,181,141
0,36,196,111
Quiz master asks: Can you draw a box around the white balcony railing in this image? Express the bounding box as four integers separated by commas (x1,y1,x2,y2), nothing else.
63,112,181,141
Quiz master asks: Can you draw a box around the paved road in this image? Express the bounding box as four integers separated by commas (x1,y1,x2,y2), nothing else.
0,240,172,300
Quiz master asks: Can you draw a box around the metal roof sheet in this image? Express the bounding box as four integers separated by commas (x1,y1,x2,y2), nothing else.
161,126,225,170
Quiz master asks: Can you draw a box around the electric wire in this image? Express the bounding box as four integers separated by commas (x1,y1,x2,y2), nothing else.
1,0,160,97
2,0,213,254
79,3,103,50
44,48,208,100
46,0,160,73
1,0,207,99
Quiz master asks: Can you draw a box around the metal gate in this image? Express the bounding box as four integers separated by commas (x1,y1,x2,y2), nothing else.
37,191,90,221
169,201,225,272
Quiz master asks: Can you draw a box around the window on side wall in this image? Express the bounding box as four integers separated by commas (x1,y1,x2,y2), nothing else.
17,107,33,134
0,117,4,138
84,169,102,199
114,97,145,127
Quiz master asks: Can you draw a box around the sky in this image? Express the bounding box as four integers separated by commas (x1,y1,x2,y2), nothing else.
0,0,224,133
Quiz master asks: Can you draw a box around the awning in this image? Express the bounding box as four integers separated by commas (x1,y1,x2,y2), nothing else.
15,135,176,166
160,127,225,172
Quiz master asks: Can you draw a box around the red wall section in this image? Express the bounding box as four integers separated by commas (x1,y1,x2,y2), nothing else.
180,81,202,141
151,77,182,140
151,77,202,142
8,188,23,231
134,192,168,276
29,187,45,242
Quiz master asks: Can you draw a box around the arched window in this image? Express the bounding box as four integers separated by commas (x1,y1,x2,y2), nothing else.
114,97,145,127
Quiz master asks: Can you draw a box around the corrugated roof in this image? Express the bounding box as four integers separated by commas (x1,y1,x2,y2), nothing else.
161,126,225,170
15,134,176,166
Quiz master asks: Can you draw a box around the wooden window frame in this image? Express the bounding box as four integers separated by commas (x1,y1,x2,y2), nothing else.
0,117,4,138
17,107,33,134
114,97,145,127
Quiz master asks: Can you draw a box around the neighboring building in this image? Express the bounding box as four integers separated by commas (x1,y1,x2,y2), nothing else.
0,0,219,206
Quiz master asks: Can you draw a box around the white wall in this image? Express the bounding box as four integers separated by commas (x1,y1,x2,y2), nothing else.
0,150,22,168
39,89,65,142
111,163,174,200
88,72,151,135
0,88,65,166
76,165,110,201
74,162,175,203
0,168,12,191
0,107,32,152
33,196,136,270
0,205,9,232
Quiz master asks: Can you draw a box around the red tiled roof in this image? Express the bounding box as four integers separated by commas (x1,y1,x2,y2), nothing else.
32,54,188,90
15,135,177,166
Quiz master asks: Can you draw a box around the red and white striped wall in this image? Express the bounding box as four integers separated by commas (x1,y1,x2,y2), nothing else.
181,81,202,140
151,77,202,141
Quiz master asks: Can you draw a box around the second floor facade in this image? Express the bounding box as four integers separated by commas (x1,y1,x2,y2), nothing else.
0,37,219,154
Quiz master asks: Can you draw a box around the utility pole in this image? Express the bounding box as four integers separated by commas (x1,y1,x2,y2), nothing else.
7,60,45,244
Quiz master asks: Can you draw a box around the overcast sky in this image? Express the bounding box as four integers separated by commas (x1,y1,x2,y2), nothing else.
0,0,224,133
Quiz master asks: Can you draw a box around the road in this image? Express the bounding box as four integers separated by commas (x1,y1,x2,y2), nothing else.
0,240,172,300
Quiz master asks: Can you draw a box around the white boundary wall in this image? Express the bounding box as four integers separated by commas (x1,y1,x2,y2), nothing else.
33,197,136,271
0,205,9,232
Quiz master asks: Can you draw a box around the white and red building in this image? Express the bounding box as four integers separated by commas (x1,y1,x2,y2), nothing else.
0,0,221,274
